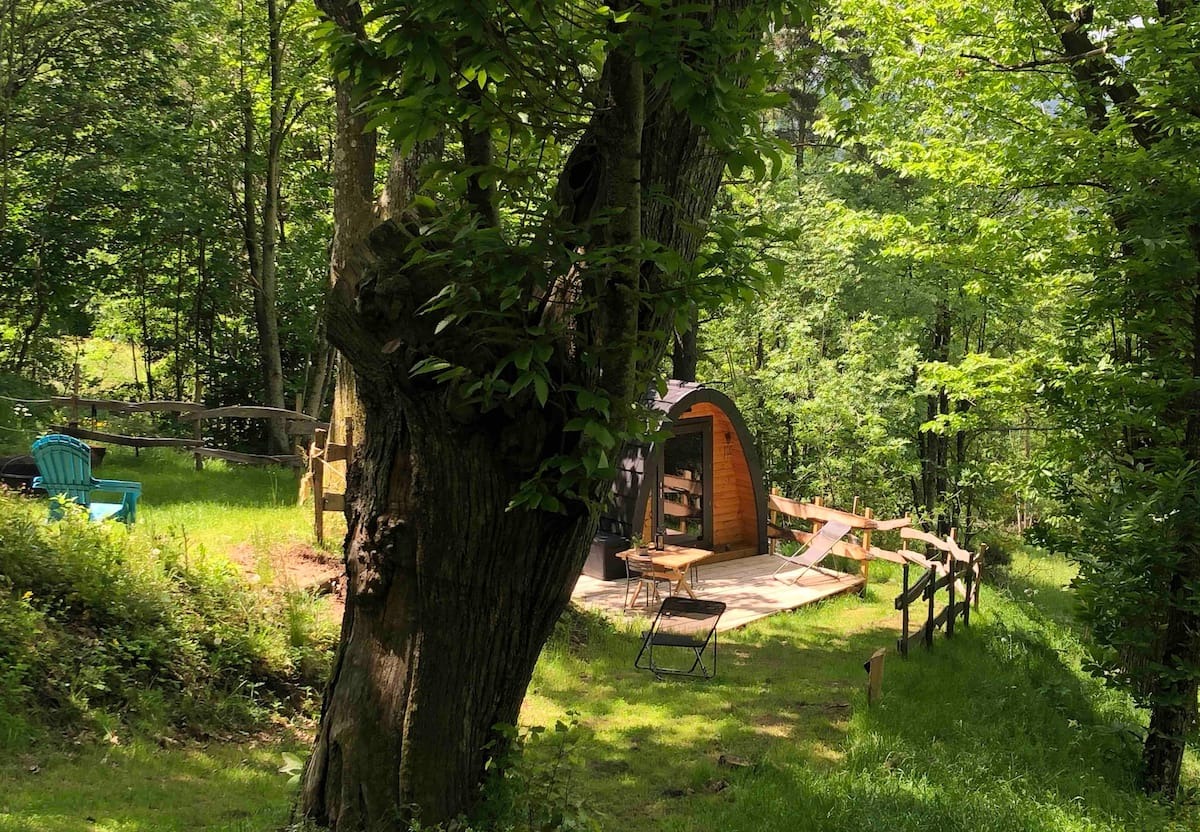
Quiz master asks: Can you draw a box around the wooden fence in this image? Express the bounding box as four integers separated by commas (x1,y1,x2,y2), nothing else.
765,493,984,656
766,490,912,588
4,383,321,469
885,527,983,656
307,422,353,545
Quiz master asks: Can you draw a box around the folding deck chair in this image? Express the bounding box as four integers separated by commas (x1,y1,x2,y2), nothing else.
635,596,726,679
771,519,852,585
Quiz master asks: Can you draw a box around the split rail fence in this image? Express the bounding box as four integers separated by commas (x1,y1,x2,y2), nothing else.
765,491,984,656
307,422,353,545
882,527,984,656
766,490,912,587
3,372,322,469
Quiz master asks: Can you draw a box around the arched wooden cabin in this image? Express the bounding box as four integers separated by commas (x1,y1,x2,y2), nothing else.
586,381,767,579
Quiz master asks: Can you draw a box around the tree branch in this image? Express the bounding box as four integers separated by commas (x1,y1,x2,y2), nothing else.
961,44,1108,71
1039,0,1159,148
459,84,500,228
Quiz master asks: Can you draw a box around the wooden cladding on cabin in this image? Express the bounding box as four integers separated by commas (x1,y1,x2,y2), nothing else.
679,401,758,551
640,401,760,557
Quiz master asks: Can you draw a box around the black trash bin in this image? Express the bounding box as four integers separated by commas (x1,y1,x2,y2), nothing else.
582,531,629,581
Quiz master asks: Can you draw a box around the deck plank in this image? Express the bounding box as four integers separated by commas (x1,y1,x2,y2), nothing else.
572,554,865,632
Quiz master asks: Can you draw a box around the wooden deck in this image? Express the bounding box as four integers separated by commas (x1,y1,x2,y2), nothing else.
572,553,865,632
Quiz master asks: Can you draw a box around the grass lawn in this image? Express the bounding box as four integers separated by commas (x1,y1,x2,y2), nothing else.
0,451,1196,830
94,447,337,560
525,553,1198,832
0,738,306,832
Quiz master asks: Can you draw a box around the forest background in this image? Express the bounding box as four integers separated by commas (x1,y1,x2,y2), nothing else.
1,0,1093,543
2,0,1198,802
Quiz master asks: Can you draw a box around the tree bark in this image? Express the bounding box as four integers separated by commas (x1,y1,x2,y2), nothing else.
671,306,699,381
174,240,186,402
1036,0,1200,796
1141,224,1200,798
137,259,156,400
917,299,951,530
255,0,289,452
11,275,44,373
303,311,333,418
315,0,378,454
1140,558,1200,796
300,395,596,826
236,0,291,452
300,0,745,824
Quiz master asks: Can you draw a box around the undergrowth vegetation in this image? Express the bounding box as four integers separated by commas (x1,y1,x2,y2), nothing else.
0,490,336,748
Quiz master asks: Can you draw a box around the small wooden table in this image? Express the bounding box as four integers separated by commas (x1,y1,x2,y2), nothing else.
617,545,715,601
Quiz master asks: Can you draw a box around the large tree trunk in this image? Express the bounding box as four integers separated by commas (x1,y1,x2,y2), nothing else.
1140,562,1200,797
301,395,597,825
300,0,743,824
1035,0,1200,795
315,0,378,462
1141,226,1200,798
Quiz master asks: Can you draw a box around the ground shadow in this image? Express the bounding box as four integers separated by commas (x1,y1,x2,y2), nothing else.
527,589,1185,832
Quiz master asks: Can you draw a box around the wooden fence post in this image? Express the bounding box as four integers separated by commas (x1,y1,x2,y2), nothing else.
924,563,936,649
946,546,956,639
769,486,779,557
975,543,986,612
193,378,204,470
864,648,885,706
69,363,80,428
898,562,910,657
312,428,327,546
861,507,873,592
964,549,975,628
293,392,303,446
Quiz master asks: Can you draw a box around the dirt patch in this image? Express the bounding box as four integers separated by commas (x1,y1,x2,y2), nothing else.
751,713,796,738
226,542,345,617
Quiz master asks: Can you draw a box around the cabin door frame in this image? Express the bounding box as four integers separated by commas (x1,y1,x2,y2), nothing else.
653,416,714,549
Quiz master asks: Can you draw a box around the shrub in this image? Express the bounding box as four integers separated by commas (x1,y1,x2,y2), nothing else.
477,716,601,832
0,492,336,746
973,529,1015,568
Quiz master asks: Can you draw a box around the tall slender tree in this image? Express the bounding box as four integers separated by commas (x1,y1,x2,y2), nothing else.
1028,0,1200,798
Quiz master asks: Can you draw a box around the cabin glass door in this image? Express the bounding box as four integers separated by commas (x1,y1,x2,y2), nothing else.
657,418,712,548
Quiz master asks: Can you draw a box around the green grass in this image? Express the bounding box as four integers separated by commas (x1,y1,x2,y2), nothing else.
525,549,1198,832
1,446,1196,830
0,738,305,832
94,446,342,558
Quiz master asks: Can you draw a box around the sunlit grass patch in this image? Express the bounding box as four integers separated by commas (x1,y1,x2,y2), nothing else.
0,739,304,832
526,549,1198,832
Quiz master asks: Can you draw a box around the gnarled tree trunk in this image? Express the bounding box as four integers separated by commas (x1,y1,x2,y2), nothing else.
301,395,596,824
300,0,750,824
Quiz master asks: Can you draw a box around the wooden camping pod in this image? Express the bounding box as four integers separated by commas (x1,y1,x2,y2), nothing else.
603,381,767,564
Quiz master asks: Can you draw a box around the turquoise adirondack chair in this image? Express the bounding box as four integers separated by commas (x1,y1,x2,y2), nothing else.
31,434,141,523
